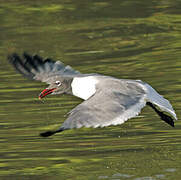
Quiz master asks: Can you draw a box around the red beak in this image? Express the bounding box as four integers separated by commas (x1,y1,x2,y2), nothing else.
39,88,56,99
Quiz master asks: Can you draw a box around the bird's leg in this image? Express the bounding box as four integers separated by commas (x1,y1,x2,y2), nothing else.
40,127,65,137
146,102,174,127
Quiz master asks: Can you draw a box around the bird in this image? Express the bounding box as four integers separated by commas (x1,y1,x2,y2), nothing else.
8,53,177,137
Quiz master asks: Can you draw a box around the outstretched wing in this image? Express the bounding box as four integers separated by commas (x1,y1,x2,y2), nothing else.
61,87,147,130
39,79,177,137
8,53,81,83
60,79,177,130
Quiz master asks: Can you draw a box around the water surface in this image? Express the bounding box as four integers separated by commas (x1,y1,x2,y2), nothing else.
1,0,181,179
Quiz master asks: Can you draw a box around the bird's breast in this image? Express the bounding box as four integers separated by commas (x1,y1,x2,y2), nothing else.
71,76,98,100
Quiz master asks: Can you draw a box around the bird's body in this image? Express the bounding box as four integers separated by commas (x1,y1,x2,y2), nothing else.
8,53,177,137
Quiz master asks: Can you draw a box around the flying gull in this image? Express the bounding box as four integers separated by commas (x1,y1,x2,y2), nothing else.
8,53,177,137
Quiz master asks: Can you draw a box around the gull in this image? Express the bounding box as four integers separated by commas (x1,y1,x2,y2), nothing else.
8,53,177,137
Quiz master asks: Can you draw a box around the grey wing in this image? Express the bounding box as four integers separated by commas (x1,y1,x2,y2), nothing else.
61,89,147,130
8,53,81,83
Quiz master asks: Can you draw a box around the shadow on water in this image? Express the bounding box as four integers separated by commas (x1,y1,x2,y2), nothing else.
0,0,181,179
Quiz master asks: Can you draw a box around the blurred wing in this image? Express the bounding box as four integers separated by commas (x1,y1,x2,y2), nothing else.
8,53,81,83
61,89,146,130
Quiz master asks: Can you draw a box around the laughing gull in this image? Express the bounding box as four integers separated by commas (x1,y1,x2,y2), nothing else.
8,53,177,137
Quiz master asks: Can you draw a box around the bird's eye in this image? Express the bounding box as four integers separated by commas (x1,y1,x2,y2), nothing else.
55,81,61,86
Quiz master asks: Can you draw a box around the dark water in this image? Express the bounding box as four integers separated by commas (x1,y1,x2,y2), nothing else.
1,0,181,179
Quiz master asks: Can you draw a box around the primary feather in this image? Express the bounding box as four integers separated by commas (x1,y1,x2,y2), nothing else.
8,53,80,82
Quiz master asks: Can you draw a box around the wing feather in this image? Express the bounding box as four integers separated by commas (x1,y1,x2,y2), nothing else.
61,88,147,130
59,79,177,131
8,53,81,83
140,82,177,120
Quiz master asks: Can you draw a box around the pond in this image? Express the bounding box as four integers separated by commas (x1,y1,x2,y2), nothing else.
0,0,181,179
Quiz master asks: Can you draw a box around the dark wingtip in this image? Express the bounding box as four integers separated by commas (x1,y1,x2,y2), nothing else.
23,52,33,60
160,114,175,127
7,52,35,79
8,53,19,64
40,131,56,137
147,102,175,128
40,128,65,137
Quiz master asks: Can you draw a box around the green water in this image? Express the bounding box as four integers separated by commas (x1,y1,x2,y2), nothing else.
1,0,181,179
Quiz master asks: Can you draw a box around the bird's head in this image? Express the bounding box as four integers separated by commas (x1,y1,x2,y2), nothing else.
39,76,73,99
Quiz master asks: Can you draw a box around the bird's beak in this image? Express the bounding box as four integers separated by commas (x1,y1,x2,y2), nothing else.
39,88,56,99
